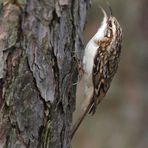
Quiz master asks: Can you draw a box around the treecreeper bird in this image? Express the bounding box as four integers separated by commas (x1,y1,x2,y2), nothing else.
71,6,123,139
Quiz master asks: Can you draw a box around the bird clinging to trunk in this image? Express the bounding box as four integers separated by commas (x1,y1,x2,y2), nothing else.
71,5,123,139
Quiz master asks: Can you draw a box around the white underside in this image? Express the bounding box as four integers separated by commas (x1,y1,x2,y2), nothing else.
83,16,107,76
82,15,107,99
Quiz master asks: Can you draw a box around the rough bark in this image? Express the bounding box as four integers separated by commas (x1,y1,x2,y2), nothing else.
0,0,89,148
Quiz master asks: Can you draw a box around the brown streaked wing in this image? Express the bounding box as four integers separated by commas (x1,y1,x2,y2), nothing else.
89,47,102,114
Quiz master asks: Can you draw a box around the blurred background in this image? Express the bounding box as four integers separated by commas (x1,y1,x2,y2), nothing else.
72,0,148,148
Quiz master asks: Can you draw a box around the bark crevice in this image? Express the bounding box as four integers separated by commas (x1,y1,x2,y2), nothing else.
0,0,90,147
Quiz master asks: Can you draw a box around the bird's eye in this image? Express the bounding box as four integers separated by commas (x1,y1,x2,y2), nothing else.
108,21,112,27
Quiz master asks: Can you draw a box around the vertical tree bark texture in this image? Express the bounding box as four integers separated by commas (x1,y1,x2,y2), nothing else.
0,0,89,147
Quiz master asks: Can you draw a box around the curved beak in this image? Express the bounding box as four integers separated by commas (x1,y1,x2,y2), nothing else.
99,6,108,20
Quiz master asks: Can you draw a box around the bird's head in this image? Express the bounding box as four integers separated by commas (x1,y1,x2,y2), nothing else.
94,5,122,43
101,5,121,38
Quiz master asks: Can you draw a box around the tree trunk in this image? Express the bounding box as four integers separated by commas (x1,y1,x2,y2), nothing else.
0,0,89,147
